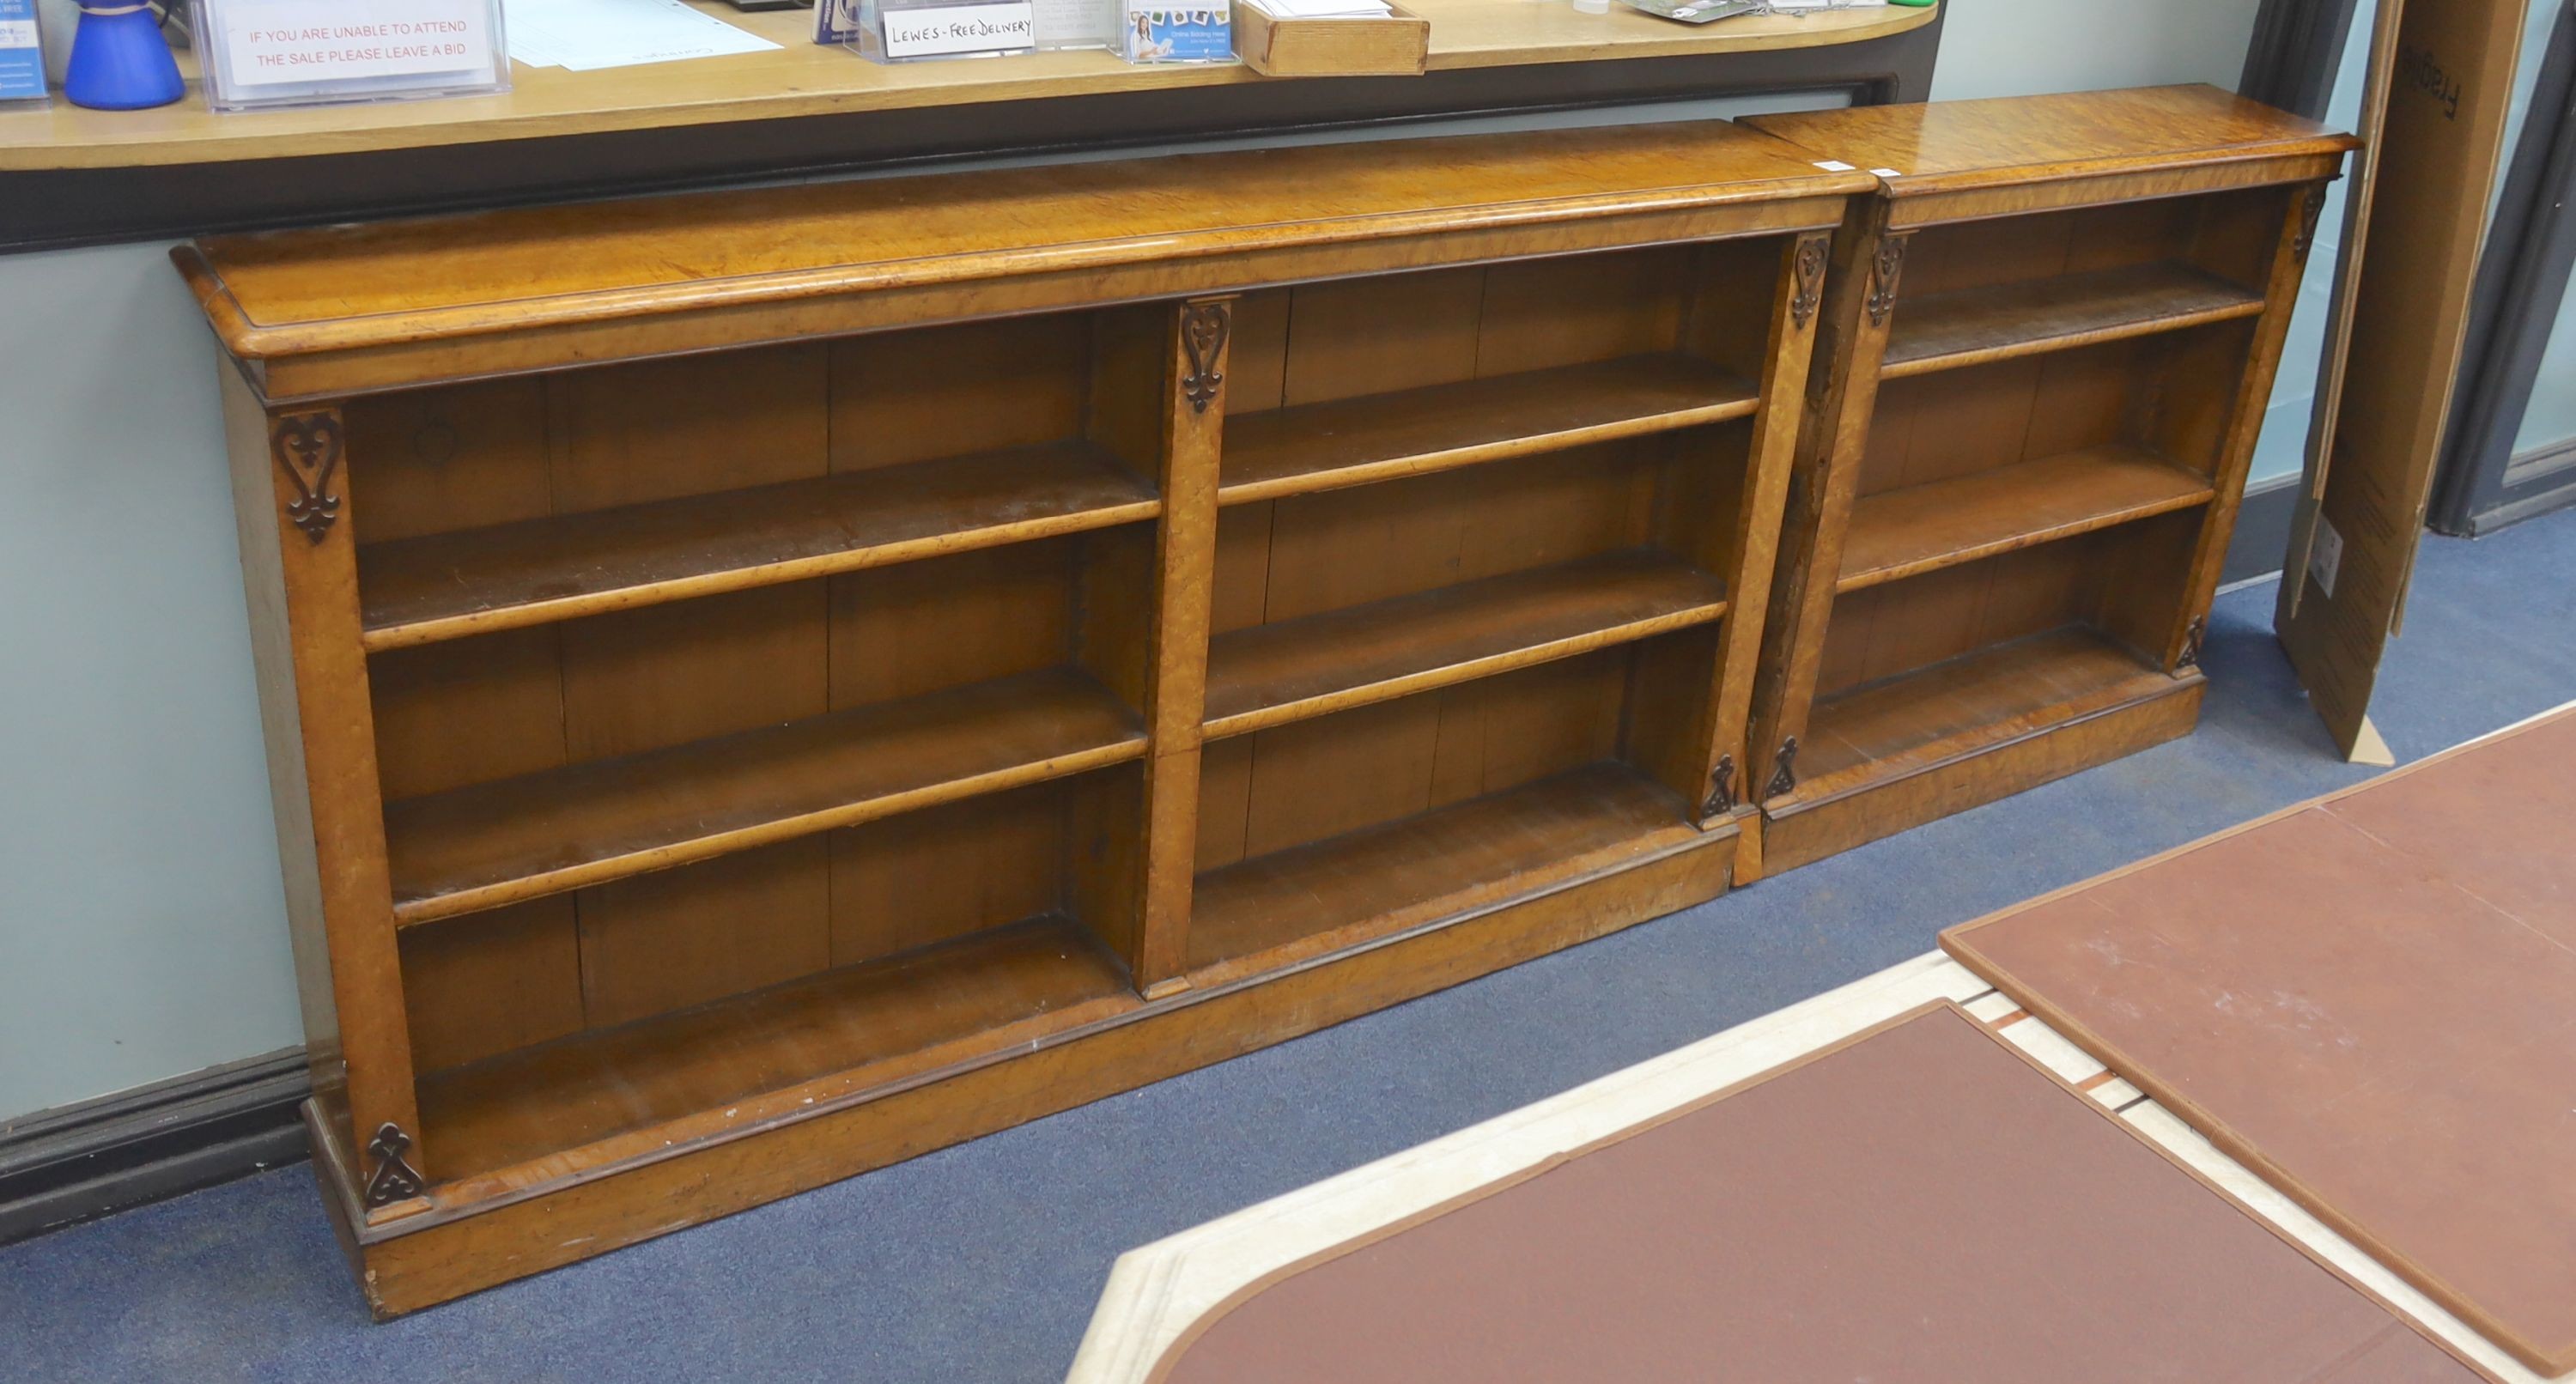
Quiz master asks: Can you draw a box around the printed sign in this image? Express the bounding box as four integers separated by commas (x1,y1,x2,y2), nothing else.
1120,3,1226,61
0,0,43,101
213,0,496,88
879,0,1034,57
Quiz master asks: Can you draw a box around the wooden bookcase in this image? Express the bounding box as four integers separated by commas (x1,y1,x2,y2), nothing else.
1739,88,2358,875
177,124,1862,1314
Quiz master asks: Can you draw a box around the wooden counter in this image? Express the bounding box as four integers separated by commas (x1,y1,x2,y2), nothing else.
0,2,1941,251
3,1,1931,171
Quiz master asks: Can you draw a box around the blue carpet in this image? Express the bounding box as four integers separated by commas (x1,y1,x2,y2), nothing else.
8,508,2573,1384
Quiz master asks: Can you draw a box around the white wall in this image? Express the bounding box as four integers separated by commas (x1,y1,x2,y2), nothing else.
1931,0,2259,102
0,243,306,1119
0,0,2282,1122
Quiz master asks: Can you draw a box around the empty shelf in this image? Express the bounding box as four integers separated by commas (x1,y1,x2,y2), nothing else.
1188,762,1704,981
385,668,1146,925
1203,549,1728,739
419,914,1135,1183
359,440,1159,651
1838,446,2214,592
1883,262,2266,379
1218,354,1759,506
1795,626,2177,802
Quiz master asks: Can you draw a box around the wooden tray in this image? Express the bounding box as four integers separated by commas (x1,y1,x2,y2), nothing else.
1233,1,1429,76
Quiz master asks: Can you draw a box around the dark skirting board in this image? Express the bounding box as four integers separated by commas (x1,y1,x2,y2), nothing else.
1147,1003,2491,1383
1945,707,2576,1376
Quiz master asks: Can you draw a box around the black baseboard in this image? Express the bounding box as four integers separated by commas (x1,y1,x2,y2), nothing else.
0,1050,312,1247
2223,472,2301,586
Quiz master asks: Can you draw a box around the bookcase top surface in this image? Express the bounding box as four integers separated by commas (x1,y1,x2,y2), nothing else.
1743,85,2359,200
176,120,1867,379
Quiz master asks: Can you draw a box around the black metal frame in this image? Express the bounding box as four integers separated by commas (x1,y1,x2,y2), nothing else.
2239,0,2365,118
2433,0,2576,535
1,11,1942,253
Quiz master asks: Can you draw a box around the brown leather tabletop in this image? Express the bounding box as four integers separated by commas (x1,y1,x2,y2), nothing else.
1946,707,2576,1375
1148,1004,2490,1383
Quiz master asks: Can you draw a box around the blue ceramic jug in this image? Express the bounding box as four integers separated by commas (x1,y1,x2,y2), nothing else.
64,0,183,110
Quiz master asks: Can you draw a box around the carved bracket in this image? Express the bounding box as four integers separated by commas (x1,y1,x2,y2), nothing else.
2177,616,2208,671
1765,736,1801,800
2293,184,2329,264
1701,754,1738,817
363,1122,426,1208
1865,235,1910,329
270,410,345,543
1789,234,1828,329
1181,300,1231,416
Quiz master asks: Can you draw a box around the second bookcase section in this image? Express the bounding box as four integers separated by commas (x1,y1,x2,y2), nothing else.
1739,88,2353,878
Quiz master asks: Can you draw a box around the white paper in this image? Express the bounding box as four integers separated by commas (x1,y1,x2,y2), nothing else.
1032,0,1114,47
216,0,495,87
2308,513,2345,599
1811,159,1856,172
505,0,778,71
1244,0,1389,16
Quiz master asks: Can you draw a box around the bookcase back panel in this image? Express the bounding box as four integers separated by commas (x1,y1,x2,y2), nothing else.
1861,323,2258,498
1194,652,1630,871
399,770,1107,1079
574,836,835,1029
399,899,584,1073
1899,187,2283,302
369,536,1128,796
1814,537,2110,698
1217,443,1660,631
2087,507,2208,659
343,313,1125,543
829,313,1099,471
1221,245,1704,421
1860,343,2138,497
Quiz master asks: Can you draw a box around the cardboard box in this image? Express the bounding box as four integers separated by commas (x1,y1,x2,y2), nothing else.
2276,0,2527,759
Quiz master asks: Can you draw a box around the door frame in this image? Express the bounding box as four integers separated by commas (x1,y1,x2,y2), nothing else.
2433,0,2576,534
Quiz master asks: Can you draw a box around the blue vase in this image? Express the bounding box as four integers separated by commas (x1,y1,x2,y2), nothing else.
64,1,184,110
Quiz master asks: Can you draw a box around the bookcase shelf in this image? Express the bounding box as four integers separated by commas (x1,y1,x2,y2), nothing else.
357,440,1158,651
1790,626,2175,804
419,914,1136,1182
1836,446,2214,592
1203,549,1728,739
385,668,1146,926
1189,762,1702,983
1217,354,1758,506
1880,261,2266,380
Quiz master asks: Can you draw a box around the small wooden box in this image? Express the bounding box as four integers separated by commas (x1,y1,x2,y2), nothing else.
1232,0,1428,76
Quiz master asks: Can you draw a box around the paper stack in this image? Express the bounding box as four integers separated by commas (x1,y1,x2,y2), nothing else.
507,0,782,70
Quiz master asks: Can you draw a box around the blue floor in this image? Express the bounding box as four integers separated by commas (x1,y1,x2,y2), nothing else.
9,509,2574,1384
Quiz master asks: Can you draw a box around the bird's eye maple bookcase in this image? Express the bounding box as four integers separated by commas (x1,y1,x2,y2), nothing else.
173,87,2348,1316
1737,88,2358,873
178,119,1862,1315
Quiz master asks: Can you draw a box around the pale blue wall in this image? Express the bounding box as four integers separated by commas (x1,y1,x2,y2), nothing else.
0,244,305,1118
0,0,2276,1122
